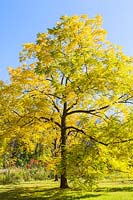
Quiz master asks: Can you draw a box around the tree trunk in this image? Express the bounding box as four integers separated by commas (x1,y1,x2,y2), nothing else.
60,129,69,188
53,138,58,182
54,174,58,181
60,103,69,189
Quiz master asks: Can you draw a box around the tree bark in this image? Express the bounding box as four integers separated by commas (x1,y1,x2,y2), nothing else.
60,103,69,189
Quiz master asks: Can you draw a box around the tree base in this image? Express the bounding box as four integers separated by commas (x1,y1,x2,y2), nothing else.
60,184,69,189
54,174,58,181
60,175,69,189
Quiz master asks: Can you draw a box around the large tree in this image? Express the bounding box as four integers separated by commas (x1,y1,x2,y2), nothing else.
2,14,133,188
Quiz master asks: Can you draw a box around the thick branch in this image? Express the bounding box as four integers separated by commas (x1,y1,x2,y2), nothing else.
66,126,108,146
67,95,133,116
67,105,109,116
36,116,61,128
66,126,86,135
66,126,133,146
66,98,78,112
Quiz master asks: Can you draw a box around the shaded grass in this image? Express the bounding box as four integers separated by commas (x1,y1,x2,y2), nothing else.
0,180,133,200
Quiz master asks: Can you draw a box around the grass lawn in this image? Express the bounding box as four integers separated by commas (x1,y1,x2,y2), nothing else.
0,180,133,200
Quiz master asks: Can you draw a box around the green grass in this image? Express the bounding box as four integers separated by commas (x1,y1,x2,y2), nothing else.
0,180,133,200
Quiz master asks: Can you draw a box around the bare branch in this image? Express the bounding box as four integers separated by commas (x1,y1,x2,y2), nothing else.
108,138,133,145
47,95,60,113
20,119,34,128
12,110,22,118
61,74,64,85
45,93,62,100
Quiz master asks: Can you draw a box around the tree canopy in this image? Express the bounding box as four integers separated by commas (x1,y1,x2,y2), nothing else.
1,14,133,189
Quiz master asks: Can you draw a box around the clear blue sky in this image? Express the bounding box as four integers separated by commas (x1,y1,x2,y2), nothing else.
0,0,133,81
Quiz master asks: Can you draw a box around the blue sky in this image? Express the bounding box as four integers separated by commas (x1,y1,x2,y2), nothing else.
0,0,133,81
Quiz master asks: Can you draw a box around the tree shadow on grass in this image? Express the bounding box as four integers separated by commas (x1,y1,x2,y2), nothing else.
106,186,133,192
0,186,101,200
96,186,133,193
1,184,133,200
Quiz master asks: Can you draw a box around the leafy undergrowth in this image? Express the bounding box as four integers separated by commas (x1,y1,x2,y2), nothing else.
0,180,133,200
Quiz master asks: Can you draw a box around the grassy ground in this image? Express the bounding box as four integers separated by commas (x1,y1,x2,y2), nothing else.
0,180,133,200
